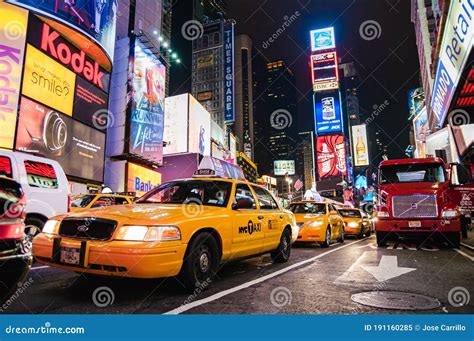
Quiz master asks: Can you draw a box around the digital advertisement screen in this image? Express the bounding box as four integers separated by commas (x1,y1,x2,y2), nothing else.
310,27,335,52
15,97,105,182
314,92,343,134
127,163,161,197
73,76,109,128
22,44,76,116
316,134,347,178
189,95,211,156
274,160,295,176
129,39,166,164
8,0,118,60
0,1,28,149
163,94,188,155
351,124,369,167
311,52,339,92
413,108,429,158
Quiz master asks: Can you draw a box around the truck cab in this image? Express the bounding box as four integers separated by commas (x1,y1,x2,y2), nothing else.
374,157,473,248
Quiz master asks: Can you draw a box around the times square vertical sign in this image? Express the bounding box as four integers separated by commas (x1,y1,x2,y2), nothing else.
224,21,235,123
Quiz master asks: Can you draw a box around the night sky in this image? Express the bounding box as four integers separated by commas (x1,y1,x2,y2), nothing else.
170,0,421,162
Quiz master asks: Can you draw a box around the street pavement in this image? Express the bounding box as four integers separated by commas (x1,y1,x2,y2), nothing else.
3,236,473,314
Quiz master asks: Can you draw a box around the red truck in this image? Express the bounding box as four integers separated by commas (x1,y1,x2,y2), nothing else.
374,158,473,248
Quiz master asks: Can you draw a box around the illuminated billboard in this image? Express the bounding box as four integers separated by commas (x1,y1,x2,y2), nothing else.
163,94,188,155
314,92,342,134
0,1,28,149
15,97,105,182
22,44,76,116
311,52,339,92
274,160,295,176
316,135,347,178
127,163,161,197
310,27,335,52
189,96,211,156
129,39,166,164
413,108,429,158
351,124,369,167
8,0,118,61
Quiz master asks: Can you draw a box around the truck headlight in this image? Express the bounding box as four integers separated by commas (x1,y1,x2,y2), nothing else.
115,225,181,241
442,209,459,219
42,220,60,235
376,211,389,218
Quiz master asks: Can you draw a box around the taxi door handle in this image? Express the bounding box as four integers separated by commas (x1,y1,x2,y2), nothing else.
258,215,264,220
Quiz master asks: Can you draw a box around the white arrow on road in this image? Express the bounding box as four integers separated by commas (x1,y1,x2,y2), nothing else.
361,255,416,282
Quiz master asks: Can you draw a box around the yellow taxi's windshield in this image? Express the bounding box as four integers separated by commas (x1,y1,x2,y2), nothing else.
289,203,326,214
70,194,96,208
339,210,361,218
136,180,232,207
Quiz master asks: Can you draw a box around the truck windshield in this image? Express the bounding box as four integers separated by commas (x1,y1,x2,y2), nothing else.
380,163,445,184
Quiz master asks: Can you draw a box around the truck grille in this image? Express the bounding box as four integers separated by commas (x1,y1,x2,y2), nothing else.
59,218,118,241
392,195,437,218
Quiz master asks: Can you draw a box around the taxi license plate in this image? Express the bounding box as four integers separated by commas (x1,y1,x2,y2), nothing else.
60,247,81,265
408,221,421,228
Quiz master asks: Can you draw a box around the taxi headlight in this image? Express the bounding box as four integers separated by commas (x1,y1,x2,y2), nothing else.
310,221,324,228
115,225,181,242
42,220,60,235
348,222,360,228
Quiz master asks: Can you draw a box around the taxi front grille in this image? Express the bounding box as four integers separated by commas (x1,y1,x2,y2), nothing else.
59,218,118,241
392,195,437,218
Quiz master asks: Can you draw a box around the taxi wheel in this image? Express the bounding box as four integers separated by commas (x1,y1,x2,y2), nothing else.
180,232,219,289
337,227,344,243
366,228,372,237
358,228,364,239
320,227,331,248
271,229,291,263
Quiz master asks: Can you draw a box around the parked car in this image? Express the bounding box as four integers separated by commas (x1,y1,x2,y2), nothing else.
0,150,70,246
288,201,345,247
70,193,135,212
339,208,371,238
0,176,32,304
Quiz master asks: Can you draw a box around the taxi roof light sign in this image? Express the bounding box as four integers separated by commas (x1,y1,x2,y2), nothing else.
194,156,246,180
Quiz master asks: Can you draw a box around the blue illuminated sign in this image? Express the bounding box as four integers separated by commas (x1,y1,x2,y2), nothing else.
314,93,343,134
224,21,235,122
310,27,335,52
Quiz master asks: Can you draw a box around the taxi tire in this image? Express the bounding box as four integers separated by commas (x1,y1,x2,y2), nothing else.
180,232,219,290
366,228,371,237
320,227,331,248
337,227,344,243
271,228,291,263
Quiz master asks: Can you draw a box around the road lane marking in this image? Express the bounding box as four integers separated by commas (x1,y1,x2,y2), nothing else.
460,242,474,251
455,249,474,262
164,238,368,314
31,266,50,271
361,255,416,282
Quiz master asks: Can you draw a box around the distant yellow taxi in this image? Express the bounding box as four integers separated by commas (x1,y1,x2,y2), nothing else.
339,208,372,238
70,193,135,212
288,201,344,247
33,164,298,288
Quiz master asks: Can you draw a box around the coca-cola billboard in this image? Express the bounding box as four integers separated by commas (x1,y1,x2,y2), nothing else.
316,134,347,178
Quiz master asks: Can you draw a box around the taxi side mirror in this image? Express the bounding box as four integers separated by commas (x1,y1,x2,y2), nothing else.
329,210,338,215
233,197,254,210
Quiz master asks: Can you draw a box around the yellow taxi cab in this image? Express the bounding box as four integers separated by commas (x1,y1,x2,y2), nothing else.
338,208,372,238
288,201,344,247
32,157,298,288
70,193,135,212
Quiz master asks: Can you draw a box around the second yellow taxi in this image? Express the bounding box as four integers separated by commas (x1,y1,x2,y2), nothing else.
288,201,344,247
33,161,298,288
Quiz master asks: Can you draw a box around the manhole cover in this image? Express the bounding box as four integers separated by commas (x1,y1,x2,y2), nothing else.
351,291,440,310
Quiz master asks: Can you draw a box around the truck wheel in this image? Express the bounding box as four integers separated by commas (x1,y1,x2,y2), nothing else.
180,232,219,289
271,228,292,263
24,216,46,253
446,232,460,249
376,231,387,247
